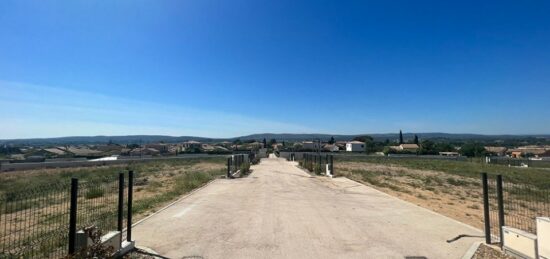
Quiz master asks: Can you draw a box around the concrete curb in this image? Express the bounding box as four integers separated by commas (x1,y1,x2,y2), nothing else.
461,241,482,259
131,178,221,228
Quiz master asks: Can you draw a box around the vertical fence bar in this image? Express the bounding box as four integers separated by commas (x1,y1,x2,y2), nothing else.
68,178,78,255
496,174,505,246
127,171,134,242
330,155,334,175
227,157,231,178
117,172,124,233
481,173,491,244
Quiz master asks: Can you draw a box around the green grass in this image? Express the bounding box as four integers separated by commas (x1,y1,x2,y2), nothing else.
0,157,226,196
336,156,550,189
85,188,105,199
132,169,224,215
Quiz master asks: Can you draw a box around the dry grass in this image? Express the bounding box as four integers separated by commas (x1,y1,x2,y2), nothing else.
335,162,487,230
0,157,226,257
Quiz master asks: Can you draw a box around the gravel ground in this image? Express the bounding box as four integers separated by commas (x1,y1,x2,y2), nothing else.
471,244,515,259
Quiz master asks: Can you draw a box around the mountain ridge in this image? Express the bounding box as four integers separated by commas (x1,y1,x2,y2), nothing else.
1,133,549,146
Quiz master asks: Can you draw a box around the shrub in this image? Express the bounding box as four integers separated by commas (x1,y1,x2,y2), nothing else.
240,163,251,175
85,188,104,199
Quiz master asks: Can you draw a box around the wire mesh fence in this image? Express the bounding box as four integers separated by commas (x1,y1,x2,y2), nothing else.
488,157,550,169
226,154,250,178
0,172,132,258
0,182,71,258
300,153,333,175
483,173,550,244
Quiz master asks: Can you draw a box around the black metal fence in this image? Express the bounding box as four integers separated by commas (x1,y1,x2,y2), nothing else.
226,154,250,179
0,171,134,258
481,173,550,245
301,153,334,175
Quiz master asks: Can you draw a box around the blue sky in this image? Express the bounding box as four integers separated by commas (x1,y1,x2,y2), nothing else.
1,1,549,139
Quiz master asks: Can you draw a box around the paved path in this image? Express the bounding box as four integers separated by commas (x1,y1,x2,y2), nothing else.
133,155,483,259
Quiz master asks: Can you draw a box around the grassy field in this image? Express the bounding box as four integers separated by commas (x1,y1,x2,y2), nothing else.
334,156,550,231
0,157,227,257
335,156,550,188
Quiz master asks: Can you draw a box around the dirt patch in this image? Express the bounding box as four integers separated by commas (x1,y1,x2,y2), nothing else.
472,244,514,259
336,162,485,230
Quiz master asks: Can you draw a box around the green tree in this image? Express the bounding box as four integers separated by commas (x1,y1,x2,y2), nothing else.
328,136,335,144
399,130,404,144
419,140,436,154
365,140,377,153
353,135,373,142
413,135,419,145
459,143,487,157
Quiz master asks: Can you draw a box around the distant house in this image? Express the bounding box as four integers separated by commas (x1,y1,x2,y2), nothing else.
346,141,365,152
509,146,549,158
219,141,232,148
214,146,229,152
302,141,320,151
66,147,102,157
272,143,283,150
484,146,507,156
248,142,263,150
95,144,124,152
182,141,202,149
323,144,340,152
130,148,160,156
439,152,460,157
400,144,419,152
201,144,216,151
145,143,168,153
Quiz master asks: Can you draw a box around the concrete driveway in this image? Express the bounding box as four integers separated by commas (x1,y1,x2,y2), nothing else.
133,155,482,259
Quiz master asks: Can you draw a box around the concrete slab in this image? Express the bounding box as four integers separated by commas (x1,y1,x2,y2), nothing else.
133,155,483,259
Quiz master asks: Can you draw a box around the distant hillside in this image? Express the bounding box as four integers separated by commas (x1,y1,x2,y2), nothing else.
237,133,550,142
0,135,219,146
1,133,548,146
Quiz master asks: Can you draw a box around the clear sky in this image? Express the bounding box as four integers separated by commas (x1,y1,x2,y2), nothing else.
1,1,549,139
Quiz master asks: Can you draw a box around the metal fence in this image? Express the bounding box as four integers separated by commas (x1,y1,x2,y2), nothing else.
487,157,550,169
0,171,134,258
482,173,550,245
301,153,334,175
226,154,250,179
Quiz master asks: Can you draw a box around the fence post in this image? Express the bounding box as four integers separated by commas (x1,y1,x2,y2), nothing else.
227,157,231,178
127,170,134,242
68,178,78,255
496,174,505,246
330,155,334,176
117,172,124,234
481,172,492,244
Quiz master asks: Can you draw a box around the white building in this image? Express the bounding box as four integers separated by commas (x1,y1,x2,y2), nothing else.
302,141,320,151
346,141,365,152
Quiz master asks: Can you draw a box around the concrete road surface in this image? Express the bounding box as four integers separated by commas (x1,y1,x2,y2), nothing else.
133,155,483,259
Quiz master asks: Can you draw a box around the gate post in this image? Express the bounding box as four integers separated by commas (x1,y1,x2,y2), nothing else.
481,172,491,244
496,174,505,246
227,157,231,178
127,171,134,242
68,178,78,255
117,172,124,236
330,155,334,176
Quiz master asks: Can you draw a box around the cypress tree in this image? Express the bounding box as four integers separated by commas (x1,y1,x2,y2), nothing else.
399,130,404,144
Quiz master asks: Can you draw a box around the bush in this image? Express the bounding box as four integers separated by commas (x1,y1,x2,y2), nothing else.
85,188,104,199
314,164,322,175
240,163,251,175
